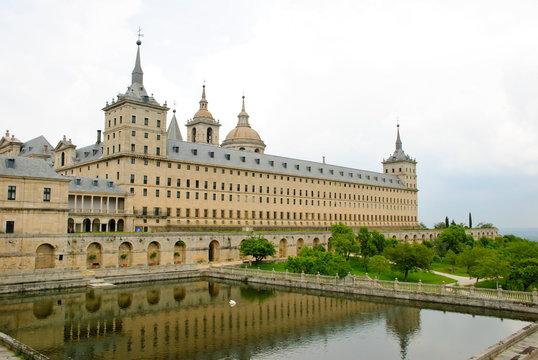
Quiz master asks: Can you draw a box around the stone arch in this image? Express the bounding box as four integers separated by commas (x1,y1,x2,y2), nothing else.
206,127,213,143
413,234,417,241
92,218,100,232
117,293,132,309
117,219,124,232
404,235,409,241
33,300,54,319
67,218,74,233
85,291,101,313
174,240,186,264
209,240,220,262
87,242,102,269
147,289,160,305
147,241,160,265
279,239,288,258
254,149,259,153
83,218,91,232
313,238,320,247
174,287,186,302
392,235,397,239
108,219,116,232
297,238,305,255
208,282,220,297
429,234,434,240
421,234,426,240
35,243,55,269
119,242,132,267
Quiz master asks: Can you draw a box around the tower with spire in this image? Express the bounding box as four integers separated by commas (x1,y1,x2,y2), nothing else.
382,124,417,190
101,36,169,160
185,84,221,145
221,95,266,153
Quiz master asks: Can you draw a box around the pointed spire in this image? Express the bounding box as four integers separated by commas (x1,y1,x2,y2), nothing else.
131,39,144,85
199,83,208,110
167,106,183,141
237,95,250,126
395,123,402,151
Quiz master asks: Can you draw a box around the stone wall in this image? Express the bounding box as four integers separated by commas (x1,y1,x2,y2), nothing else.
0,228,499,273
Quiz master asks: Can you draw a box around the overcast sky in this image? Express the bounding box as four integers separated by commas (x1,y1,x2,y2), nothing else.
1,0,537,229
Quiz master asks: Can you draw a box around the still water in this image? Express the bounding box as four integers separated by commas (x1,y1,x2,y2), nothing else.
0,279,533,360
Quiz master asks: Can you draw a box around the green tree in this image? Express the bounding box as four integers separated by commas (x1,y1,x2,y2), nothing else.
357,227,387,272
434,225,474,257
328,222,358,261
456,246,492,275
433,222,446,229
443,249,458,271
507,258,538,291
286,246,351,276
239,236,276,265
472,253,509,288
383,243,433,282
445,216,449,228
419,222,428,229
477,222,494,229
468,212,472,228
368,255,390,277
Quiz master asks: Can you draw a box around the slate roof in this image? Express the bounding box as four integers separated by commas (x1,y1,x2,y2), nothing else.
74,143,103,163
167,140,406,189
19,136,53,157
0,154,67,180
67,177,129,195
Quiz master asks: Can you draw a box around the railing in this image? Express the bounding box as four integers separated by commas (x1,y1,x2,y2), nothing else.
211,267,538,306
69,208,126,215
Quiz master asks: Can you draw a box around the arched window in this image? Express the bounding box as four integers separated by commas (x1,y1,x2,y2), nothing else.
61,152,65,166
192,128,197,142
206,128,212,143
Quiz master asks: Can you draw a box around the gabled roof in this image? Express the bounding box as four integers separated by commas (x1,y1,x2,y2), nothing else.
0,154,67,180
167,110,183,141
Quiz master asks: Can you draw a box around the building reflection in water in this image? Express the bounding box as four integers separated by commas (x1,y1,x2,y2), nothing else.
0,280,530,360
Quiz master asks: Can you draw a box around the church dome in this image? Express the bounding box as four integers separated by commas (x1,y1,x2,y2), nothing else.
194,108,214,119
225,126,262,141
221,96,266,153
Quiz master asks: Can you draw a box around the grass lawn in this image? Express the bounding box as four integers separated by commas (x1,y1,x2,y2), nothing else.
475,279,500,289
246,258,456,285
430,262,469,277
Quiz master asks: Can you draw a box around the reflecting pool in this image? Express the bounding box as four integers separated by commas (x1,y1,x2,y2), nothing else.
0,279,534,360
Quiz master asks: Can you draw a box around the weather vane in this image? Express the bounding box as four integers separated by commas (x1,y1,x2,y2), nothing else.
136,26,144,45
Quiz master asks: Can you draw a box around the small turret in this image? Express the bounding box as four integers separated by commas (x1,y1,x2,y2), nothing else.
382,124,417,190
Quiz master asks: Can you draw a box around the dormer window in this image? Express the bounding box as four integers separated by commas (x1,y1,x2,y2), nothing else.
339,171,343,176
108,181,114,187
75,178,81,185
307,166,311,172
93,179,98,186
5,158,15,168
209,151,214,158
225,154,231,160
192,149,198,155
255,158,260,164
295,164,300,170
319,168,323,173
269,161,274,166
282,162,287,168
329,170,334,175
240,156,246,162
173,146,179,153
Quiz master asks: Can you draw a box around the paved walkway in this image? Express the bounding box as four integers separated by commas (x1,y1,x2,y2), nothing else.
432,270,478,286
0,344,19,360
492,328,538,360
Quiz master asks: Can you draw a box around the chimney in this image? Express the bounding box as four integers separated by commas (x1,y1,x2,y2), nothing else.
96,130,102,144
322,156,326,164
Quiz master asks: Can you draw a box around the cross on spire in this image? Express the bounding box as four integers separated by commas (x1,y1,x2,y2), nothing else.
136,26,144,45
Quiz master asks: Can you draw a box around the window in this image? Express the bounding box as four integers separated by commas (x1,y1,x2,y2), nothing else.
156,147,160,155
130,174,135,183
144,145,148,154
155,177,160,185
143,189,147,196
143,175,148,184
157,120,161,127
5,158,15,168
43,188,51,202
144,117,149,126
142,207,147,215
157,134,161,140
154,207,160,216
131,144,135,152
5,221,14,233
155,189,160,197
131,115,136,123
7,186,16,200
167,178,171,186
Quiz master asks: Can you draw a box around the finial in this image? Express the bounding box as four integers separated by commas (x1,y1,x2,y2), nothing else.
136,26,144,46
173,100,177,113
5,130,9,137
242,94,246,111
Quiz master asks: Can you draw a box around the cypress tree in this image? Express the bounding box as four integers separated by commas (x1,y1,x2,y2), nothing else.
445,216,449,228
469,212,472,228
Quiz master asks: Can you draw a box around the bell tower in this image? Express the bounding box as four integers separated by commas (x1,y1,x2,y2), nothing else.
382,124,417,190
185,84,221,145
